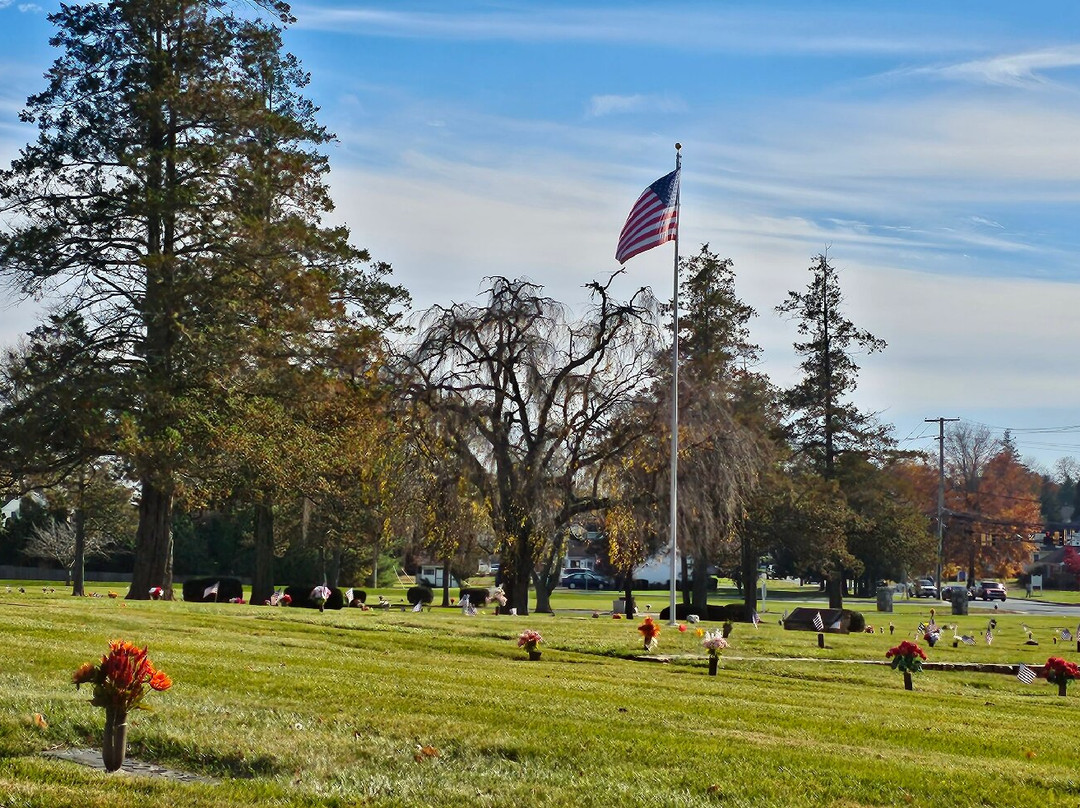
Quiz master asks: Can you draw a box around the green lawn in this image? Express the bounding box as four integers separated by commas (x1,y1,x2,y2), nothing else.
2,582,1080,807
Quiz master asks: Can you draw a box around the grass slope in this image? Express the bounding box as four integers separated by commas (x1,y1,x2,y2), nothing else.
1,586,1079,807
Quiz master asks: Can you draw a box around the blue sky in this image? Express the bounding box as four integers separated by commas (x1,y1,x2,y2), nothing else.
3,1,1080,469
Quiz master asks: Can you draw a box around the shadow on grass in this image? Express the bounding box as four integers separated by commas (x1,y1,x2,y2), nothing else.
131,737,283,779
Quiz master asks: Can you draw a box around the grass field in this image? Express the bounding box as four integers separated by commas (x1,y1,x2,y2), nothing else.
2,582,1080,807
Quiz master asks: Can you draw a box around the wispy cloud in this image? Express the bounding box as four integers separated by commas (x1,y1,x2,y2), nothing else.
586,94,686,118
895,46,1080,88
291,4,980,56
0,1,43,11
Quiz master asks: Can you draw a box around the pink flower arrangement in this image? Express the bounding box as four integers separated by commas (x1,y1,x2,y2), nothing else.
702,630,728,657
517,629,543,653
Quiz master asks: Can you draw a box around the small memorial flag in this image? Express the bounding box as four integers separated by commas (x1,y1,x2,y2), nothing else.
985,629,994,645
412,601,423,612
203,581,219,598
752,611,760,629
343,588,354,604
813,611,825,632
961,635,976,646
1061,628,1073,642
1017,663,1037,684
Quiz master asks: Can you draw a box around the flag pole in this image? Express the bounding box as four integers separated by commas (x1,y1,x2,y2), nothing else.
667,142,682,626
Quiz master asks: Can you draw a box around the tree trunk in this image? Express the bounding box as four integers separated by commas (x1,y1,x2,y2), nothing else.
827,572,844,610
740,535,758,616
533,577,552,614
505,538,531,616
72,478,87,597
251,497,274,606
441,557,451,608
327,545,342,588
127,478,173,600
691,549,710,616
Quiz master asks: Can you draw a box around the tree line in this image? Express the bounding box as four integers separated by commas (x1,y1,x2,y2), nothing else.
0,0,1061,614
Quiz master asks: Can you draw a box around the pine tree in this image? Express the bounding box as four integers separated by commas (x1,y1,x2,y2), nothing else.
0,1,404,598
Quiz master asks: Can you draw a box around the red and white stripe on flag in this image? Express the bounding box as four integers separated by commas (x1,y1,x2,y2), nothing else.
615,168,680,264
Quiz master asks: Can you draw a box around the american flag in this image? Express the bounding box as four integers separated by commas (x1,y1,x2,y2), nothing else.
961,635,976,646
615,168,680,264
752,611,760,629
1017,663,1037,684
1061,628,1073,642
985,629,994,645
203,581,219,598
813,611,825,632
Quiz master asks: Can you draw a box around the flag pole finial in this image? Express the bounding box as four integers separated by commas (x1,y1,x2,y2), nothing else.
675,142,681,151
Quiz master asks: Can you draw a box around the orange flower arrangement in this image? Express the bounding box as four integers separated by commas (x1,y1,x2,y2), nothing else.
638,616,661,651
73,640,172,711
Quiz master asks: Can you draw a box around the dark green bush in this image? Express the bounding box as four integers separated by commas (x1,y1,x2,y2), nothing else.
282,585,344,610
458,587,490,606
844,610,866,633
182,577,243,603
407,585,433,605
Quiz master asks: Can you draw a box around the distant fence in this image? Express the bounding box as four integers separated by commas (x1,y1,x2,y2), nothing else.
0,565,133,583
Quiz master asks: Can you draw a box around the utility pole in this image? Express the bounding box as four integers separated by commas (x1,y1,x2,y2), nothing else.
925,417,959,596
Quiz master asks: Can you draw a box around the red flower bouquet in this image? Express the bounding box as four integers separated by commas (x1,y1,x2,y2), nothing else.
886,640,927,690
1042,656,1080,696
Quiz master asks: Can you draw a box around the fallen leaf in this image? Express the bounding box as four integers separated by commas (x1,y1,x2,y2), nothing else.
33,713,47,729
414,744,439,761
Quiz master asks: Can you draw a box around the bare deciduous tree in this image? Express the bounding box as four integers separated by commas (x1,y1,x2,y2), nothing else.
402,275,660,615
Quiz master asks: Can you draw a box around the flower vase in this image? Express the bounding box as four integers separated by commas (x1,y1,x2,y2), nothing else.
708,655,718,676
1059,679,1068,697
101,706,128,772
528,648,542,661
903,671,913,691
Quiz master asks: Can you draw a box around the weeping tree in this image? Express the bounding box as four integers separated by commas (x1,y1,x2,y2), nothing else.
402,275,660,616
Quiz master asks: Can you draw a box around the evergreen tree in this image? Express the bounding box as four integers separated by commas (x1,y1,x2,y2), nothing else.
0,1,404,598
776,253,890,608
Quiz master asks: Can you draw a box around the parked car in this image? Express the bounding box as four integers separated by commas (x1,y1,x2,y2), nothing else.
940,584,974,601
912,578,937,598
976,580,1007,601
559,570,613,590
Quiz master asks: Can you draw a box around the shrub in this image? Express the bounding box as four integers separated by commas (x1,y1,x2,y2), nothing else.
282,585,345,610
458,587,490,606
844,610,866,633
181,577,243,603
407,585,433,605
659,603,751,622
